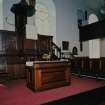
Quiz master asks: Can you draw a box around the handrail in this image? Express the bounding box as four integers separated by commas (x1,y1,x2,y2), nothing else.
52,42,61,52
51,42,61,59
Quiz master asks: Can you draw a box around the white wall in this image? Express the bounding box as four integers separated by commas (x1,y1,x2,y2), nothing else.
2,0,90,57
0,0,4,69
101,38,105,57
82,41,89,56
27,0,56,41
1,0,105,58
2,0,56,41
53,0,85,55
88,13,100,58
3,0,20,31
0,34,2,50
0,0,3,29
0,0,3,51
89,39,100,58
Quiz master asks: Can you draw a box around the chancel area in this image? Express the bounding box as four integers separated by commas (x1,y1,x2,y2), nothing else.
0,0,105,105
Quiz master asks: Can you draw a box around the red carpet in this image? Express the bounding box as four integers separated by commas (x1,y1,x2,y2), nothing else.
0,76,105,105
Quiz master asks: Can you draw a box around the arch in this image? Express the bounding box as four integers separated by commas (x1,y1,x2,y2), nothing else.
88,13,99,24
26,0,56,42
35,0,56,40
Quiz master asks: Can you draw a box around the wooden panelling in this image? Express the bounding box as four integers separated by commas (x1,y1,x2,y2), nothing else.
24,39,35,49
42,70,66,84
81,57,90,74
7,64,25,78
71,57,105,78
99,57,105,77
71,57,82,74
89,58,100,76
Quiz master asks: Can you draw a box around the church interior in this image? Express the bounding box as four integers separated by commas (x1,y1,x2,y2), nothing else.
0,0,105,105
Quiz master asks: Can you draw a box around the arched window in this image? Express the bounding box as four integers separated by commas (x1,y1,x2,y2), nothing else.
26,0,56,41
88,14,99,24
35,0,56,40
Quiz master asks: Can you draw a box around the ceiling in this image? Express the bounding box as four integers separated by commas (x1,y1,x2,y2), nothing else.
84,0,105,19
85,0,104,10
85,0,105,12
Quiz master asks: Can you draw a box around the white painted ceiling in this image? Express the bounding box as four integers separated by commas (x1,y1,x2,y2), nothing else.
85,0,105,12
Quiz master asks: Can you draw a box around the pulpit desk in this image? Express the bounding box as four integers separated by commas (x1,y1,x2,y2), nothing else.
26,61,71,91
